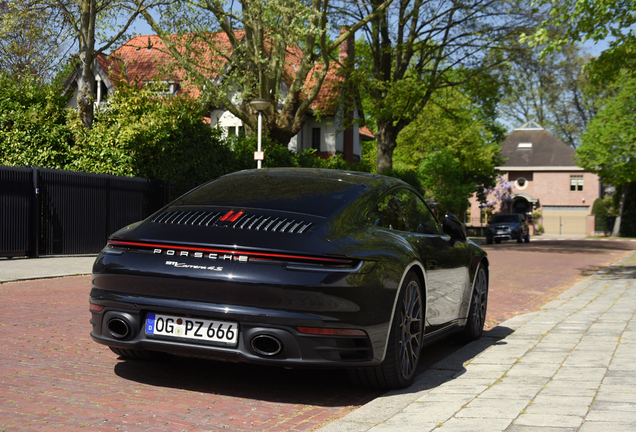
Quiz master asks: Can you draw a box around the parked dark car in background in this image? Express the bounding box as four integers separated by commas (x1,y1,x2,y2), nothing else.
486,213,530,244
89,168,489,390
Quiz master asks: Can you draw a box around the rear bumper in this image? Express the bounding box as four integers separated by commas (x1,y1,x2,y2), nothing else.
90,302,376,368
89,248,396,368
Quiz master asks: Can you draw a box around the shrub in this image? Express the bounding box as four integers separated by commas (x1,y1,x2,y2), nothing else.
591,197,609,232
67,86,235,192
0,73,73,168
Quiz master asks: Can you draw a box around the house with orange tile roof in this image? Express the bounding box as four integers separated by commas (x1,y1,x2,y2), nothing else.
64,30,372,162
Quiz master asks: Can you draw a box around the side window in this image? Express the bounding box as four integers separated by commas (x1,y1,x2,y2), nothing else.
369,189,440,234
369,191,408,231
397,190,440,235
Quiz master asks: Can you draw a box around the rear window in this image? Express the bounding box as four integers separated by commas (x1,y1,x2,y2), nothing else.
175,174,365,218
490,214,520,224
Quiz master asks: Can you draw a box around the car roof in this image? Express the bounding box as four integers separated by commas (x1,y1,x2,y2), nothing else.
173,168,405,219
224,168,399,188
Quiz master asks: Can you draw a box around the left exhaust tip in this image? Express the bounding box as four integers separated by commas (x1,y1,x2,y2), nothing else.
107,317,131,339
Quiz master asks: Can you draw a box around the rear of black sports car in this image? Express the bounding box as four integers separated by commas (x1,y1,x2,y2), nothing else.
90,170,399,366
89,168,488,389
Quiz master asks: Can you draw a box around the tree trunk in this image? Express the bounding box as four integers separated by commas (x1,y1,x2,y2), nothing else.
77,57,95,129
268,126,295,148
612,183,628,237
77,0,97,129
376,119,399,174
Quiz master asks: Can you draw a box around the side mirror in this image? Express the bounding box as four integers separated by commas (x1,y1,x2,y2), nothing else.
442,214,467,241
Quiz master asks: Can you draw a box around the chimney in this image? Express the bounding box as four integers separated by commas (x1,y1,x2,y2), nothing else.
339,27,355,66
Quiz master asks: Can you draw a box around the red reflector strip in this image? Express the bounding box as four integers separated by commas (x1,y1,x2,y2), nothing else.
297,327,366,336
227,211,244,222
219,211,234,221
89,303,104,312
107,240,353,265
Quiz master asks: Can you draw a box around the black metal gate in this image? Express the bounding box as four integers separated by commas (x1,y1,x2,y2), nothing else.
1,166,166,257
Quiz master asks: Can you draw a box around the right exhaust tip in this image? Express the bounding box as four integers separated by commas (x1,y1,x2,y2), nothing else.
251,334,283,356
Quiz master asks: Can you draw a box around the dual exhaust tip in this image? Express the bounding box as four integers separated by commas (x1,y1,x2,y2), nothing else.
108,316,283,357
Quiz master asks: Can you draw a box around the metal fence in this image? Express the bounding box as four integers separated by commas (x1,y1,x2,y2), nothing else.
1,166,166,257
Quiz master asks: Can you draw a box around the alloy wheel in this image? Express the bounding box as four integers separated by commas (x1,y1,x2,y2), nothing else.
399,280,423,380
470,269,488,335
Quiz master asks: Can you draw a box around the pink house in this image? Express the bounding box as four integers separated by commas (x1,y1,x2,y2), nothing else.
467,121,600,236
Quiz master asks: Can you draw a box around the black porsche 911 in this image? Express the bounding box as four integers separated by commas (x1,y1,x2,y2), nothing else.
89,168,489,389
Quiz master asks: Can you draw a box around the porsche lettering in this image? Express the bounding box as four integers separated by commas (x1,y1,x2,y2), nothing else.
153,248,248,262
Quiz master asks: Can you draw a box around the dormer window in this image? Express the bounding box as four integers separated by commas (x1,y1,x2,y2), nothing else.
143,81,179,97
518,142,532,149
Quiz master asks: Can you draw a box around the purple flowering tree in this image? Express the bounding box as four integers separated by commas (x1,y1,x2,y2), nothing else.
479,175,514,215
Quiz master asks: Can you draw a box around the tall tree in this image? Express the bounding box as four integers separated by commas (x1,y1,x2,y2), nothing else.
577,73,636,236
342,0,537,173
394,85,504,215
522,0,636,83
45,0,161,128
497,41,595,148
0,0,73,79
137,0,392,146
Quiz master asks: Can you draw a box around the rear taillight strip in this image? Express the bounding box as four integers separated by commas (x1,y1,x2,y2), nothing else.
108,240,353,265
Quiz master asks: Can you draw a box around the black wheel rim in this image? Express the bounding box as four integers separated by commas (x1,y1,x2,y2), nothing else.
470,269,488,335
399,280,422,380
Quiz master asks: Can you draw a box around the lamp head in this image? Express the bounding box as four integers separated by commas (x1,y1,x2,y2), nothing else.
249,99,272,112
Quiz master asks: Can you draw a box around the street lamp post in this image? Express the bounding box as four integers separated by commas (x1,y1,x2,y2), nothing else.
249,99,272,169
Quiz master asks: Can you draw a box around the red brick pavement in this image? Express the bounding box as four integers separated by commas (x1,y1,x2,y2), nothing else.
1,238,634,431
483,238,636,326
0,276,382,432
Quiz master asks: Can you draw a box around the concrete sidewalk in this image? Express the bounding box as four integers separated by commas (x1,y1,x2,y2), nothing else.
319,251,636,432
0,255,96,282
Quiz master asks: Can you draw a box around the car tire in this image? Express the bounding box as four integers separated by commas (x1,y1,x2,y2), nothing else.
459,265,488,342
517,234,523,243
525,233,530,243
109,346,156,361
486,238,493,245
494,238,501,244
348,271,424,390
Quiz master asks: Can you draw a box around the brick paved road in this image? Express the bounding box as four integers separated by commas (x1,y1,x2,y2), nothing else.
483,238,636,326
1,239,634,431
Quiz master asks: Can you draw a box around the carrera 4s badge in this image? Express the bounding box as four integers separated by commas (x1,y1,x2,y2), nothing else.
165,261,223,271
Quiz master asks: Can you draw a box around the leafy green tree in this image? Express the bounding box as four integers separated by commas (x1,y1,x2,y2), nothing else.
0,73,73,168
522,0,636,83
138,0,392,146
0,0,73,80
343,0,537,173
416,150,478,215
577,73,636,236
25,0,163,129
393,86,504,215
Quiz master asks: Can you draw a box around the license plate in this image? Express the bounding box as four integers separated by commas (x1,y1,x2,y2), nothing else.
145,313,238,346
497,231,505,234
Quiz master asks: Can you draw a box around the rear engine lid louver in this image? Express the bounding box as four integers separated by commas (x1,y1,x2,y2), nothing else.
151,210,313,234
